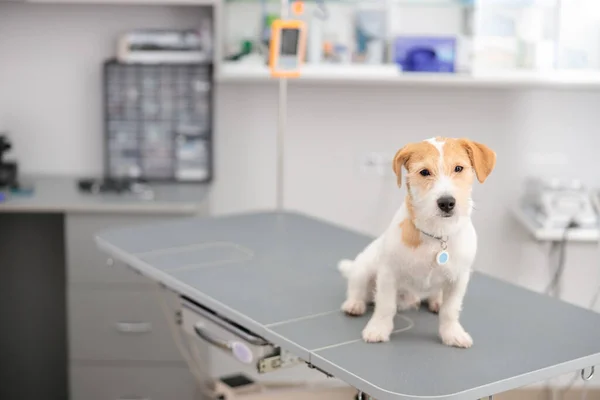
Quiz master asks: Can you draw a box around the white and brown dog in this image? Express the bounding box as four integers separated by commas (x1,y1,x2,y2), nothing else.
339,137,496,348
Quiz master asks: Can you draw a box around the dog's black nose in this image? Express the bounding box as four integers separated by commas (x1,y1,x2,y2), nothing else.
437,196,456,213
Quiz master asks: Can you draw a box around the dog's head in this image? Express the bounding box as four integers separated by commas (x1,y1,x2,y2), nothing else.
393,137,496,235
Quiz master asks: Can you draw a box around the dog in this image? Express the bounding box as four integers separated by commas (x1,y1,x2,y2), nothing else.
339,137,496,348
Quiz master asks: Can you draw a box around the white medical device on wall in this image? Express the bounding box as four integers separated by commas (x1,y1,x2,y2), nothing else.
522,178,598,230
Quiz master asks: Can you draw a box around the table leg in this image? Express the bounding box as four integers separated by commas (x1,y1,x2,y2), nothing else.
356,390,373,400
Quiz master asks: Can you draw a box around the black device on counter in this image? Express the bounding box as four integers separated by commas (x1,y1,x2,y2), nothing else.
77,177,149,195
0,135,18,189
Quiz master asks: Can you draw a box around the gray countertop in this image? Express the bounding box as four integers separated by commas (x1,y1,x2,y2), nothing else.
96,211,600,400
0,176,209,214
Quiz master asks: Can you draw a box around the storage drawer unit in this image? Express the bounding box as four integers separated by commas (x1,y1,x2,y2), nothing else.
104,61,213,183
68,288,182,362
66,210,209,400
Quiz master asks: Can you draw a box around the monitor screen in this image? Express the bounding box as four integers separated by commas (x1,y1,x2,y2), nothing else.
280,28,300,56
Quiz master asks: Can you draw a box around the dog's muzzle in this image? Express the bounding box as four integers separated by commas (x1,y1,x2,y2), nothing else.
437,196,455,217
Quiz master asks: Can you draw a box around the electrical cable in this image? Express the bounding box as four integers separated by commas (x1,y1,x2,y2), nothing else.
544,220,577,296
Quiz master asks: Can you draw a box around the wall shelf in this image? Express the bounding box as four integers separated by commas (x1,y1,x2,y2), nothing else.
217,62,600,89
511,205,599,242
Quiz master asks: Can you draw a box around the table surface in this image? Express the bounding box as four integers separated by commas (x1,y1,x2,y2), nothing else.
96,211,600,400
0,175,209,214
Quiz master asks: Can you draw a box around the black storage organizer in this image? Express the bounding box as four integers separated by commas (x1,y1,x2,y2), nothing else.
103,59,213,183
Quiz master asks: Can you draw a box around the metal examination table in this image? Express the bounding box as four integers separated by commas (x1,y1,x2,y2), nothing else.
96,211,600,400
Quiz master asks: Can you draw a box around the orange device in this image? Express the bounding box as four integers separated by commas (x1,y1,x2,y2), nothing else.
268,19,307,78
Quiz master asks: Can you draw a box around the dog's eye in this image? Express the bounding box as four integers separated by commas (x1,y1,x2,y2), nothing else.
419,169,431,177
454,165,463,173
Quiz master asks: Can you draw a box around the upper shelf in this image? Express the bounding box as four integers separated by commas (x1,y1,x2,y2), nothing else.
223,0,556,7
216,62,600,89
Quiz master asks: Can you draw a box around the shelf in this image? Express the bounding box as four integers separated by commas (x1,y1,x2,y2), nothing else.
223,0,471,5
217,62,600,89
511,205,599,242
223,0,555,7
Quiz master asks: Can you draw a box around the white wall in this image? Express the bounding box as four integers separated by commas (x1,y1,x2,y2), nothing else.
213,83,600,310
0,3,209,175
2,2,600,390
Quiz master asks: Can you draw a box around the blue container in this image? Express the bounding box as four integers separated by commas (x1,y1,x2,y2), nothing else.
393,36,456,73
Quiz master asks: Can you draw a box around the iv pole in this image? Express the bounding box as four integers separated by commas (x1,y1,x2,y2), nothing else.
274,0,325,211
272,3,376,398
276,0,289,211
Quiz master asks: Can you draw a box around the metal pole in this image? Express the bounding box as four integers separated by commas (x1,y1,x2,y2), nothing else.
277,79,287,211
276,0,289,211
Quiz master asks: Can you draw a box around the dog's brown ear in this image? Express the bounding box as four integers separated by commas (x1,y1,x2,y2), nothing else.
459,139,496,183
392,144,414,187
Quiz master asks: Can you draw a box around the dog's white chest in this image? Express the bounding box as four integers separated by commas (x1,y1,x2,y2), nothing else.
397,249,455,293
388,229,474,295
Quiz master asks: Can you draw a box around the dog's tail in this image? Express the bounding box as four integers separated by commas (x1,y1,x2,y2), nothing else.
337,259,354,278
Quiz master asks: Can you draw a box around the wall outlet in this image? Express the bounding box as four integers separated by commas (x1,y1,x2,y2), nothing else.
358,152,394,177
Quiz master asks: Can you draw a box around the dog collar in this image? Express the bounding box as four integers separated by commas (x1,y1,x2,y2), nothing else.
418,229,449,266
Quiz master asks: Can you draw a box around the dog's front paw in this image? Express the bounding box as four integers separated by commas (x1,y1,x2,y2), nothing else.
439,323,473,348
341,299,366,316
362,319,393,343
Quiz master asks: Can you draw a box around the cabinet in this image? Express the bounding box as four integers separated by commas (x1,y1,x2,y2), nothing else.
66,212,210,400
70,364,198,400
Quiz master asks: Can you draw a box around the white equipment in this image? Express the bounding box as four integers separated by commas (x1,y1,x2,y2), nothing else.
522,178,598,230
117,29,210,64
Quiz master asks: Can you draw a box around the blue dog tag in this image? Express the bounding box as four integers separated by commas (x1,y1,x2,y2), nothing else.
436,250,449,266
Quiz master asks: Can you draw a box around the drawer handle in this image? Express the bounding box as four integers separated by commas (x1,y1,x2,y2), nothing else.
194,323,253,364
115,322,152,334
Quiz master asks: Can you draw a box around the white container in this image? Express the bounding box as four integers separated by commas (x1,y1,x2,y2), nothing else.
308,17,324,64
366,40,384,64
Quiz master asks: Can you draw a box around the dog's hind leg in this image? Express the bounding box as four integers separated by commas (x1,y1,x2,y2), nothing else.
427,290,443,313
340,239,380,316
397,291,421,311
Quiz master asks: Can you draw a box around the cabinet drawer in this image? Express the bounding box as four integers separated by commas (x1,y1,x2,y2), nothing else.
70,364,201,400
68,288,188,362
66,214,188,285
